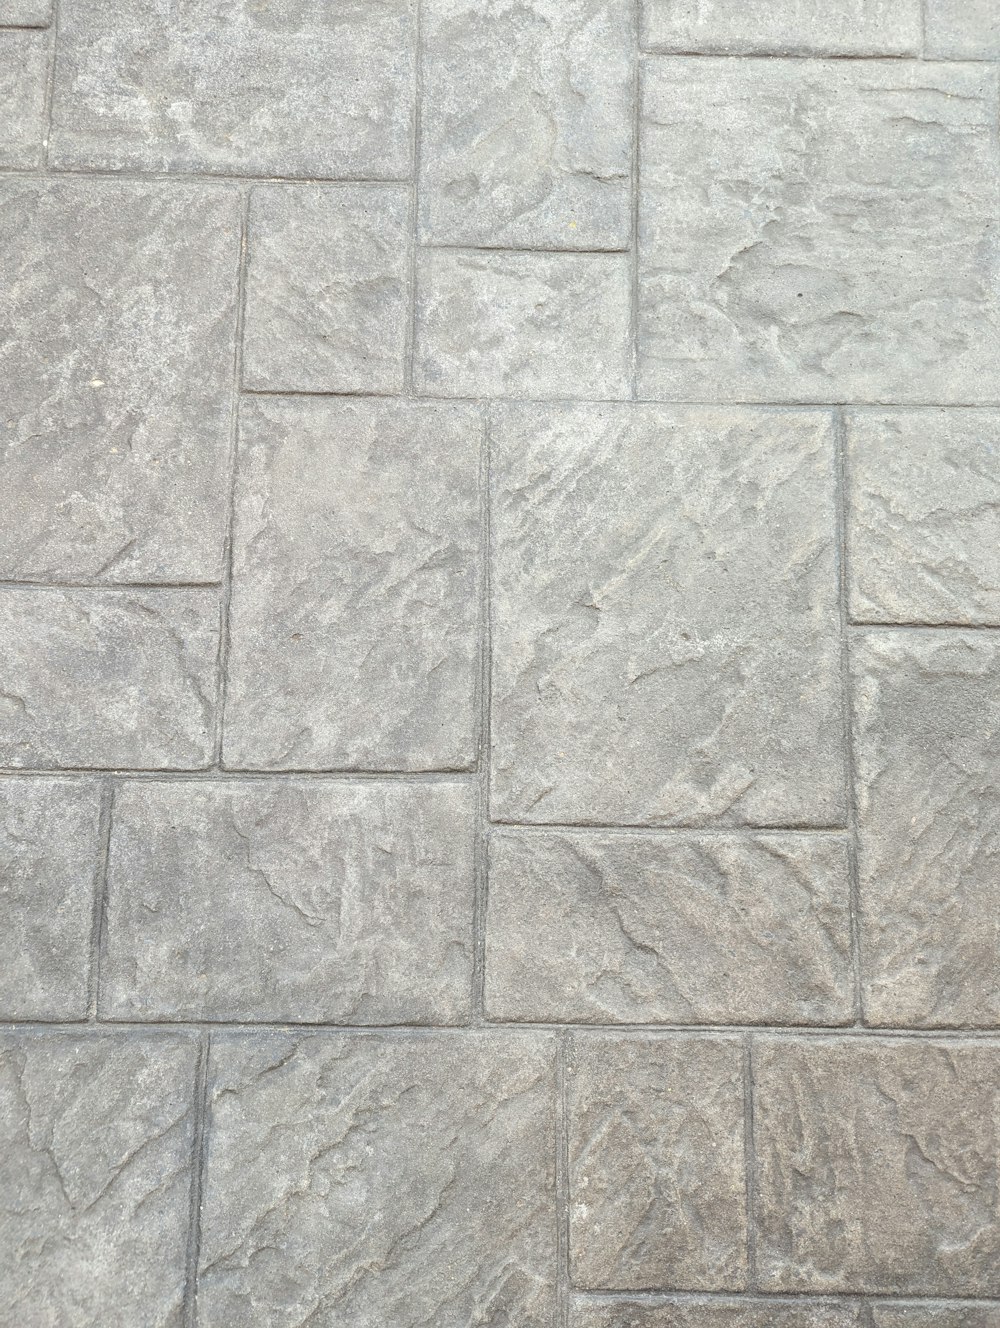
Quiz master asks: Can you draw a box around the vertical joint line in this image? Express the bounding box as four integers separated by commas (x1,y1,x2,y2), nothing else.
742,1033,757,1291
405,0,424,396
183,1030,211,1328
472,407,492,1022
556,1035,570,1328
629,3,641,401
87,779,115,1021
41,0,62,168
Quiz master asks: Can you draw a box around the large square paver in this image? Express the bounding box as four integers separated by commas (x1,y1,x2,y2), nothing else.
0,31,47,168
638,59,1000,403
489,404,844,826
641,0,921,54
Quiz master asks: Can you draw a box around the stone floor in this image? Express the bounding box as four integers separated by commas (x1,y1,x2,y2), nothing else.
2,1,1000,1325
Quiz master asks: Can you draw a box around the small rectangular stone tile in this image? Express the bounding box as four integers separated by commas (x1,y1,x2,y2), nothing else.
414,249,631,399
571,1298,862,1327
852,631,1000,1027
0,0,52,23
0,589,217,769
925,0,1000,58
0,778,101,1020
0,179,239,583
223,397,480,771
755,1036,1000,1293
568,1034,747,1290
489,403,844,826
243,183,410,395
847,410,1000,625
102,779,475,1023
641,0,921,54
198,1031,556,1326
420,0,632,249
486,829,851,1024
0,31,47,168
874,1308,1000,1328
638,59,1000,403
0,1029,198,1327
50,0,415,176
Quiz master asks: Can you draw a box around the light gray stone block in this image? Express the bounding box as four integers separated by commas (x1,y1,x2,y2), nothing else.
638,59,1000,403
198,1031,556,1326
874,1308,1000,1328
0,1030,197,1327
419,0,632,249
243,184,410,395
641,0,921,54
925,0,1000,57
0,0,52,23
847,410,1000,625
489,403,844,826
415,249,631,399
0,179,238,583
755,1036,1000,1293
568,1034,747,1290
224,397,481,772
571,1299,862,1328
486,830,851,1024
0,589,217,769
102,779,475,1023
852,631,1000,1027
0,31,47,168
0,779,100,1021
50,0,415,177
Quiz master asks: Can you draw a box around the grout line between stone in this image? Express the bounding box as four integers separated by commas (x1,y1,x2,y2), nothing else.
574,1290,1000,1306
0,579,222,592
0,164,411,186
182,1029,211,1328
629,0,642,401
39,0,60,167
472,407,492,1023
236,390,1000,410
404,0,424,395
0,767,478,781
86,779,114,1021
742,1034,758,1291
489,821,850,836
556,1034,571,1328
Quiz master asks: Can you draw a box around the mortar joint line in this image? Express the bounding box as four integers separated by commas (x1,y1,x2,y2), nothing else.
472,405,493,1024
86,779,114,1022
40,0,61,169
182,1029,211,1328
742,1033,758,1291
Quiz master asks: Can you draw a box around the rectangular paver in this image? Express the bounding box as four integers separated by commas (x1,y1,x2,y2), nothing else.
0,0,52,22
925,0,1000,57
641,0,922,54
0,31,47,168
571,1299,862,1328
874,1309,1000,1328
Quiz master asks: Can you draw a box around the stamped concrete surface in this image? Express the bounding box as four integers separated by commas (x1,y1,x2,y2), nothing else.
2,1,999,1325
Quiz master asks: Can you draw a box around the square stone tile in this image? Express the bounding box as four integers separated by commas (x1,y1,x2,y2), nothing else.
486,830,851,1024
0,1030,197,1327
0,31,47,168
198,1031,556,1326
223,397,481,772
102,779,475,1023
489,403,844,826
571,1298,862,1328
0,0,52,22
754,1036,1000,1293
243,184,410,395
419,0,632,249
0,588,218,769
847,410,1000,626
852,631,1000,1027
414,249,631,399
0,778,101,1020
641,0,921,54
50,0,415,177
0,179,238,583
638,59,1000,403
568,1034,747,1289
925,0,1000,57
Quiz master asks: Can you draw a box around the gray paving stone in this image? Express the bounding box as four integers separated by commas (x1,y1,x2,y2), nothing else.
486,830,851,1024
874,1309,1000,1328
419,0,632,250
925,0,1000,58
755,1036,1000,1293
0,31,47,168
243,184,410,395
568,1034,747,1290
571,1298,862,1328
0,179,238,583
414,249,631,399
641,0,921,54
50,0,415,177
638,59,1000,404
847,410,1000,626
489,403,844,826
102,779,474,1023
198,1031,556,1326
0,0,52,23
0,588,217,769
224,397,480,771
852,631,1000,1027
0,1029,197,1327
0,778,100,1020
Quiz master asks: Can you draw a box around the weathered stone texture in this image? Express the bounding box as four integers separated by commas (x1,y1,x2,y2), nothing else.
874,1309,1000,1328
925,0,1000,57
102,779,475,1023
641,0,922,54
0,0,52,23
572,1299,862,1328
198,1031,556,1326
490,404,843,826
0,31,47,168
223,397,480,771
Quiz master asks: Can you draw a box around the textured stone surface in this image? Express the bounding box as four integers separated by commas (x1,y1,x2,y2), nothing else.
572,1299,862,1328
641,0,921,54
50,0,416,176
490,404,843,826
847,411,1000,626
925,0,1000,57
0,179,238,583
420,0,632,249
0,589,217,769
243,184,410,395
0,31,47,168
874,1309,1000,1328
0,779,100,1020
102,779,475,1022
486,830,851,1024
638,59,1000,404
224,397,480,771
755,1036,1000,1293
415,249,631,399
0,1030,197,1327
0,0,52,23
852,631,1000,1027
568,1034,747,1290
198,1031,556,1325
